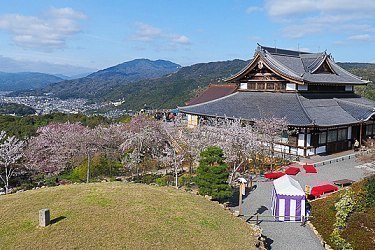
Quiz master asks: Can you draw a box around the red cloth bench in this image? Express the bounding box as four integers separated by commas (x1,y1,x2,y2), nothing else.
303,164,317,173
285,166,300,175
311,184,338,197
264,172,285,179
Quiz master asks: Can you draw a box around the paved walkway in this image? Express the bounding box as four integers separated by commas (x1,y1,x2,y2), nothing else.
232,157,371,249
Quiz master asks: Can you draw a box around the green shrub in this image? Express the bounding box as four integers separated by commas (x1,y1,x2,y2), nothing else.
179,174,195,187
195,146,232,202
155,176,168,186
71,156,122,181
364,175,375,207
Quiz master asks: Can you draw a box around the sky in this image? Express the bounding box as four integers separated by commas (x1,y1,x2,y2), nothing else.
0,0,374,75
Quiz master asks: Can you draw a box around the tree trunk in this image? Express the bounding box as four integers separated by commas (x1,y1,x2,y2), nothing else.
5,165,9,194
174,150,178,188
86,152,90,183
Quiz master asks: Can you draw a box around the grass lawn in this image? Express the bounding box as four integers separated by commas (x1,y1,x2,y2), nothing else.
0,182,257,249
311,180,375,249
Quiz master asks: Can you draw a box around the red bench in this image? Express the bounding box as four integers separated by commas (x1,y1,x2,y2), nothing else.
303,164,317,173
264,172,285,179
285,166,300,175
311,184,338,197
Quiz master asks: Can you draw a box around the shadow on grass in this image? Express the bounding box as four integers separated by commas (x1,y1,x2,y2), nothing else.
50,216,66,225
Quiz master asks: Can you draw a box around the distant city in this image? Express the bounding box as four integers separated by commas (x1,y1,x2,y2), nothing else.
0,91,130,118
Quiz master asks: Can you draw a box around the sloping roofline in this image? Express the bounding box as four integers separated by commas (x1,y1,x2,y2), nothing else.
225,44,369,85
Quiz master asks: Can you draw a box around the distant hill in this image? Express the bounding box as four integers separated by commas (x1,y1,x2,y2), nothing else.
101,59,249,109
0,72,63,91
338,62,375,100
36,59,181,99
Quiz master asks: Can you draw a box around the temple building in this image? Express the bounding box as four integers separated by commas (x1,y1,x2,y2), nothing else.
179,44,374,156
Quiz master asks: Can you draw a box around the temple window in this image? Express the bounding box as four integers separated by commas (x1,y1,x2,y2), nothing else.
338,128,348,141
319,131,327,144
327,130,337,143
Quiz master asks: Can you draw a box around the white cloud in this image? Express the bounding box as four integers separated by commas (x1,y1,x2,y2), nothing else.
245,6,262,14
348,34,373,41
128,22,191,50
264,0,375,40
266,0,375,17
0,7,86,50
172,35,190,45
129,23,162,42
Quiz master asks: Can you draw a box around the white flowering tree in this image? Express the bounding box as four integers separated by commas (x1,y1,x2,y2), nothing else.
0,131,26,194
254,117,288,171
120,115,168,175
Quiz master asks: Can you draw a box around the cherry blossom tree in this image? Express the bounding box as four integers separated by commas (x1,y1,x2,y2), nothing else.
0,131,26,194
254,117,288,171
120,116,168,175
25,122,88,175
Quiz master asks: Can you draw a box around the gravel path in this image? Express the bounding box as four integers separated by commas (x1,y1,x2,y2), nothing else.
232,157,370,249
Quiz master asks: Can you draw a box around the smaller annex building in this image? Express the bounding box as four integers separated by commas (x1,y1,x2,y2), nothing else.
179,44,374,156
271,175,306,222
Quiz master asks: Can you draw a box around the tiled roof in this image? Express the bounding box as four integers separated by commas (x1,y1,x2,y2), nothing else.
179,92,375,127
186,84,237,106
226,44,369,85
180,92,312,126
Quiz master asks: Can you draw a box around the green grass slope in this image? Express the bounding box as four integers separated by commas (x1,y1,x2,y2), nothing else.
0,182,257,249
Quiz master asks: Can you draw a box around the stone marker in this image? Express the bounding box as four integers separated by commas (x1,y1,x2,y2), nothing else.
39,209,50,227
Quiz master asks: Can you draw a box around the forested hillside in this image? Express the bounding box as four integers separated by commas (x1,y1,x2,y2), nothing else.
338,63,375,100
102,59,249,109
35,59,181,99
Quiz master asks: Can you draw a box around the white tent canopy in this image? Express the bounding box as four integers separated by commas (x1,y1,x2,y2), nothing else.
271,175,306,222
273,175,305,196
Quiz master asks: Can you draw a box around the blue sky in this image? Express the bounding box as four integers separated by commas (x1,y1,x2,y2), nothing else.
0,0,374,75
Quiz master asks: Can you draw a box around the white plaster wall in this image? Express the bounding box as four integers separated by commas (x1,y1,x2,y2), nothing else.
286,83,296,91
240,82,247,90
306,134,311,147
307,149,315,156
297,148,304,156
289,147,298,155
298,133,305,147
316,146,326,154
348,126,352,139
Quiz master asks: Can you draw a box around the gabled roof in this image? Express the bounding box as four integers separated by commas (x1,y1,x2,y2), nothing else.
186,84,237,106
273,175,305,196
179,92,375,127
225,44,369,85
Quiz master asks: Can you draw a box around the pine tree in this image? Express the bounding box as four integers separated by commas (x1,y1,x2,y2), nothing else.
196,146,232,201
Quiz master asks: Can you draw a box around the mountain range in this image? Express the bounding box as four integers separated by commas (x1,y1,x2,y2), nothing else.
0,72,64,91
32,59,181,99
5,58,375,110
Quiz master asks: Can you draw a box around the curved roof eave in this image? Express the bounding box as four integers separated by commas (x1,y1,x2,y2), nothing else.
328,57,368,83
260,51,303,83
309,54,337,74
224,54,261,82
